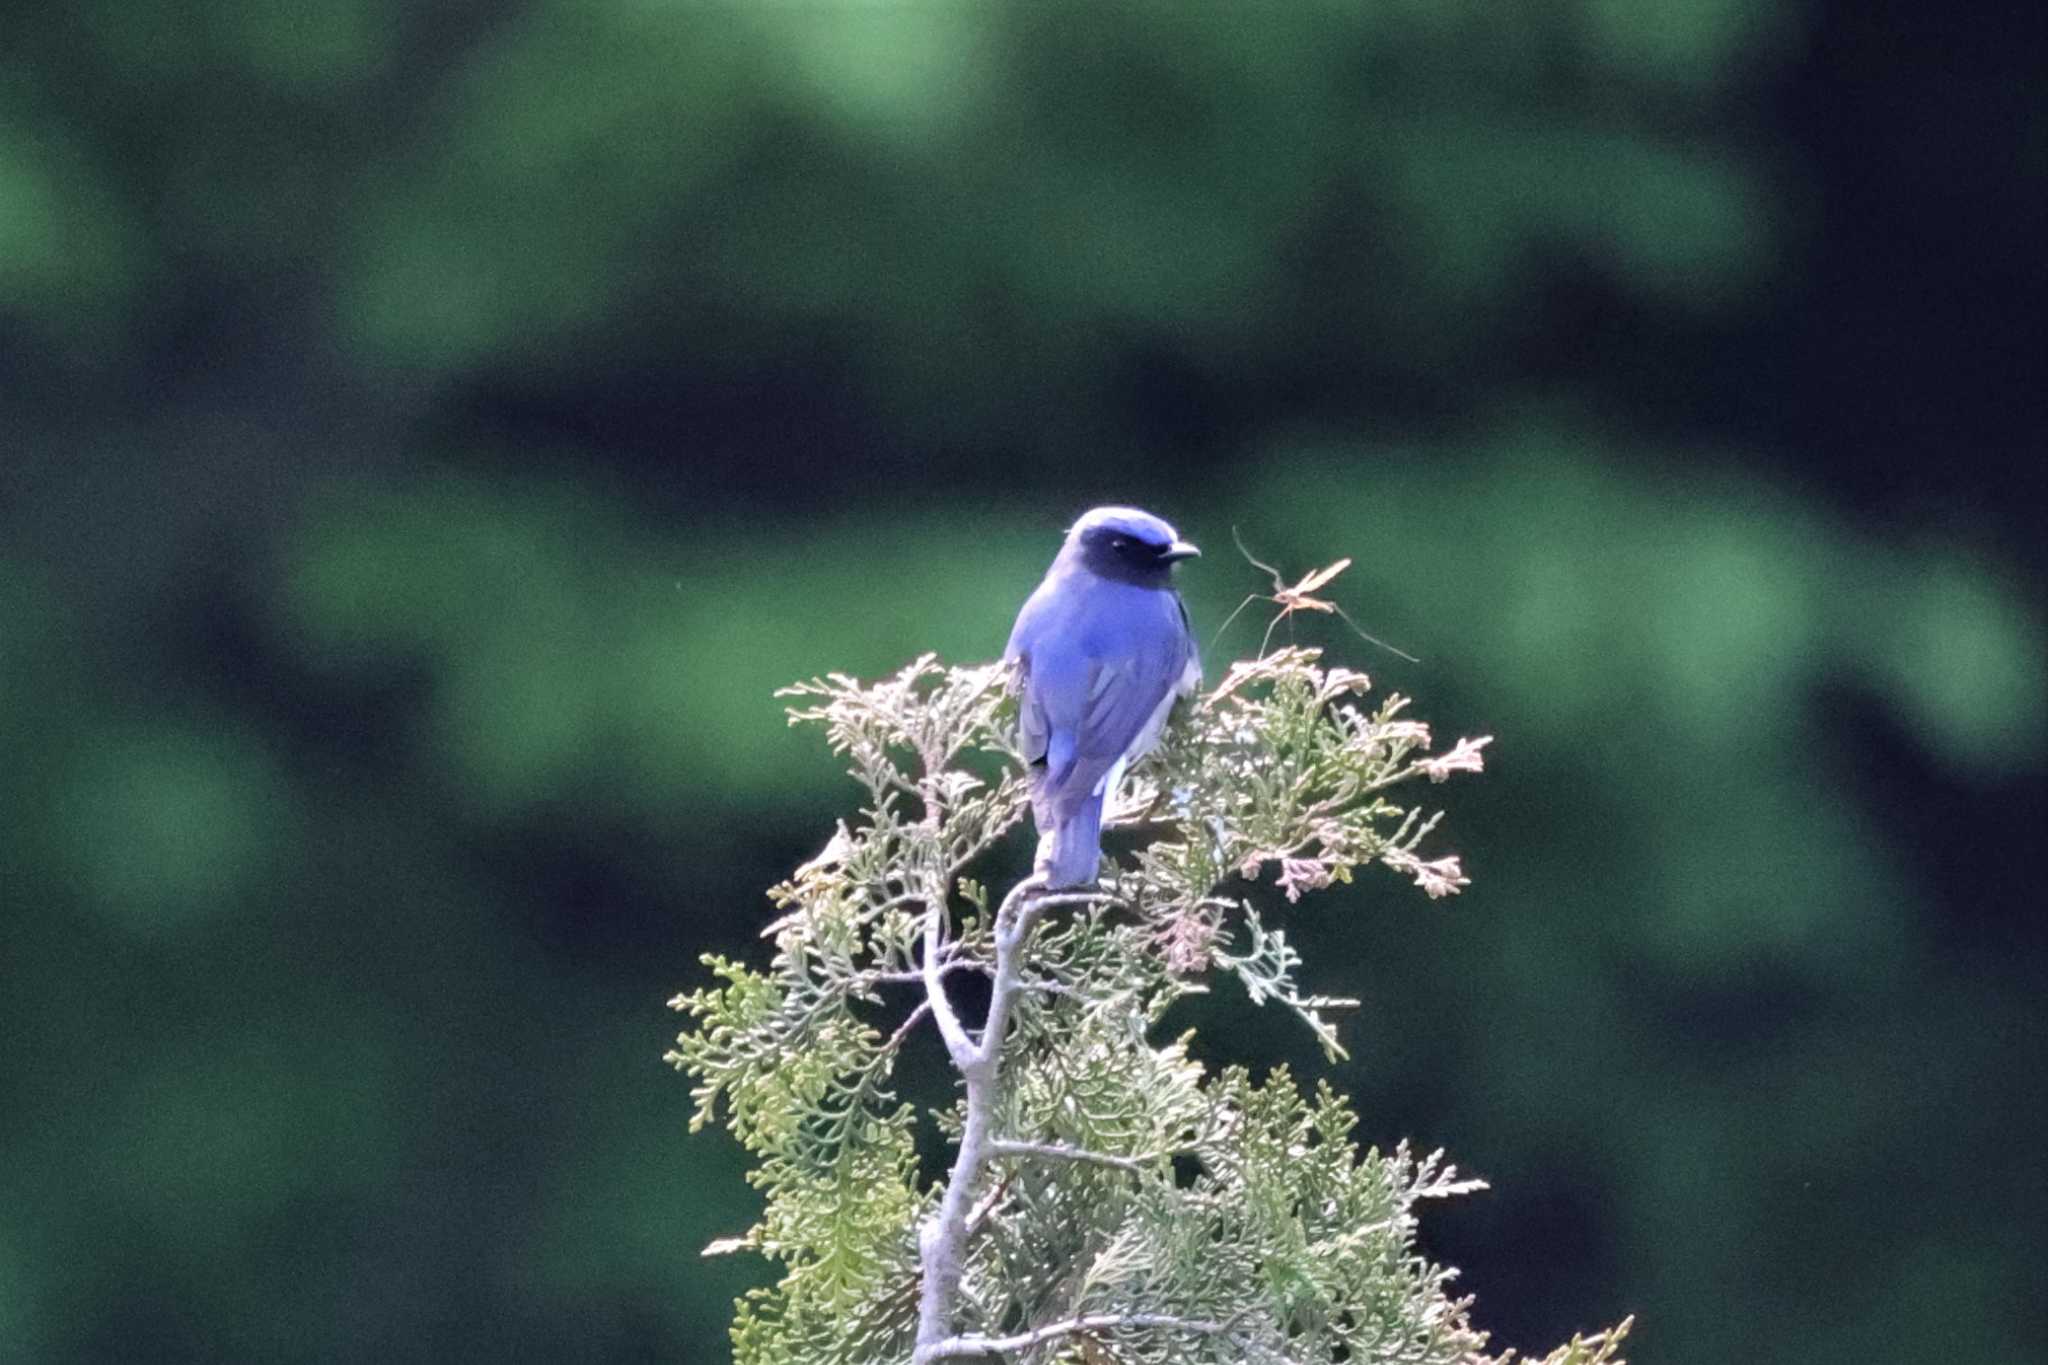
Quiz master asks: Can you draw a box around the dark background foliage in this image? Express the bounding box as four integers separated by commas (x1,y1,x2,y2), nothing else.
2,3,2041,1361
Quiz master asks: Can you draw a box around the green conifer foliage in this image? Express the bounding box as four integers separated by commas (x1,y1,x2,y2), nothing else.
671,649,1626,1364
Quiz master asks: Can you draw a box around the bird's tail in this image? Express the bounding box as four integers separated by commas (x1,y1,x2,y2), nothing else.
1036,793,1105,889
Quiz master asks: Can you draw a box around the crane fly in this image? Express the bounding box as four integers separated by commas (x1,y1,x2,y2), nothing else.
1214,526,1420,664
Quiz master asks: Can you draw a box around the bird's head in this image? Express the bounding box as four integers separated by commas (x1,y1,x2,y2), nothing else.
1063,506,1200,585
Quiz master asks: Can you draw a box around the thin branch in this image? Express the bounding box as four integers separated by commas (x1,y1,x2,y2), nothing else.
988,1139,1150,1177
962,1172,1012,1238
916,1311,1238,1362
874,767,924,801
921,905,974,1067
1012,890,1127,915
871,960,989,987
884,1000,932,1052
865,888,928,916
916,758,976,1070
925,912,970,1072
915,874,1046,1354
969,877,1051,1069
1106,810,1181,830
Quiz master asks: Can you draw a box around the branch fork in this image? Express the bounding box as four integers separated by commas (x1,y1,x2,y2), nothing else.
913,873,1067,1356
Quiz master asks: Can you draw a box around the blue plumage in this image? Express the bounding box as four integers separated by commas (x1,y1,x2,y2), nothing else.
1006,507,1202,887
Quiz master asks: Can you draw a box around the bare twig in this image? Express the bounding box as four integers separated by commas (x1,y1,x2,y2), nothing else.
920,906,976,1067
988,1139,1151,1177
884,1000,933,1052
917,1311,1238,1362
1005,890,1126,916
918,769,977,1070
962,1171,1013,1238
871,960,989,987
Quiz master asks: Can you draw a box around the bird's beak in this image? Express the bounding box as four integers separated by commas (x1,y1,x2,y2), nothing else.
1160,540,1201,562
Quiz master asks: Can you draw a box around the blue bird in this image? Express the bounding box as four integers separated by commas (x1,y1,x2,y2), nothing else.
1006,507,1202,888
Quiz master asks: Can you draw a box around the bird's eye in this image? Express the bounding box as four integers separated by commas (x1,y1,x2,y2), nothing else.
1112,537,1128,551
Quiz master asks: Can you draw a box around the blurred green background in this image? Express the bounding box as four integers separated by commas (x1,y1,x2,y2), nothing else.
3,2,2042,1361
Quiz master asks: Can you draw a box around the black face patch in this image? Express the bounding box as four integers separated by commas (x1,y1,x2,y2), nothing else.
1077,525,1175,584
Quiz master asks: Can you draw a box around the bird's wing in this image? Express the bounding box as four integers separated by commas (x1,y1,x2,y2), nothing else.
1017,645,1099,799
1009,571,1200,808
1032,615,1192,812
1014,652,1050,767
1007,583,1058,769
1072,649,1176,763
